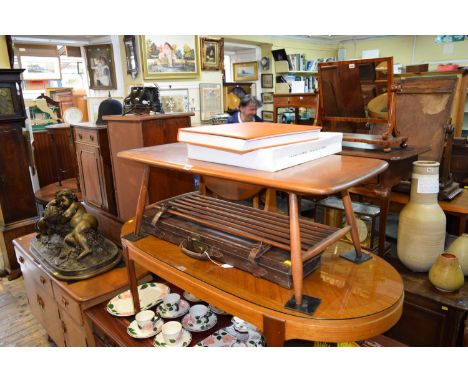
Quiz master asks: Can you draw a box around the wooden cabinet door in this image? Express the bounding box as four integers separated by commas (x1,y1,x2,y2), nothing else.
76,143,104,209
60,308,87,347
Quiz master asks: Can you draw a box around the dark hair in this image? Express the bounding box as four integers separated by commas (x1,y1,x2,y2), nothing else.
239,95,262,108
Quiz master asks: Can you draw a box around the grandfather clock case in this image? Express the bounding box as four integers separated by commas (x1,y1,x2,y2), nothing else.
0,69,38,279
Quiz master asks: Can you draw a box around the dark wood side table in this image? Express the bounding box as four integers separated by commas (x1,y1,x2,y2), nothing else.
273,93,318,125
384,255,468,346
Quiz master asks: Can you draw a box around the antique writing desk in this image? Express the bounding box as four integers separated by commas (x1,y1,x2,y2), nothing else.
118,142,404,345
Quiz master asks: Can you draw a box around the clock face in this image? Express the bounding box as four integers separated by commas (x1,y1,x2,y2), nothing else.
345,218,369,243
0,87,15,115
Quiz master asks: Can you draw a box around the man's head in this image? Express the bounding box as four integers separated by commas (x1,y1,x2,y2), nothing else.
239,95,262,122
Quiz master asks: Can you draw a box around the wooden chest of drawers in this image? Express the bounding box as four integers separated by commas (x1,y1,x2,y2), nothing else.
13,233,150,346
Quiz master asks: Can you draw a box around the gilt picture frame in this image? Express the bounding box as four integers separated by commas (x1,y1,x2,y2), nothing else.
200,37,224,71
261,92,274,104
233,61,258,82
140,35,200,80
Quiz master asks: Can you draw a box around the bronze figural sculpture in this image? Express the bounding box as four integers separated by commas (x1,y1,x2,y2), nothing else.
32,189,121,280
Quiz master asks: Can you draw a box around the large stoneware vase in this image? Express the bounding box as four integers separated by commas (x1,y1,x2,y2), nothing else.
428,252,465,292
397,161,446,272
448,234,468,276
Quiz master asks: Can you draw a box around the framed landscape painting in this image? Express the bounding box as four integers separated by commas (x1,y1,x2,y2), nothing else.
20,56,61,80
262,111,274,122
233,61,258,81
141,35,200,79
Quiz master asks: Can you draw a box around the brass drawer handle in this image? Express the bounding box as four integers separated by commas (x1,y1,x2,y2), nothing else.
39,276,46,284
90,135,94,141
61,297,69,307
18,256,24,264
36,295,44,309
78,133,83,140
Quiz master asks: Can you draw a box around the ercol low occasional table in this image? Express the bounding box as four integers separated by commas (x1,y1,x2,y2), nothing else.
117,142,404,345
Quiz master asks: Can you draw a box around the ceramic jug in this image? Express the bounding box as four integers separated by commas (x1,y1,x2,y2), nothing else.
397,161,446,272
428,252,465,292
447,234,468,276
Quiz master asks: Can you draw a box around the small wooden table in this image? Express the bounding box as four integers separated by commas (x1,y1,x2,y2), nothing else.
34,178,82,209
116,142,404,345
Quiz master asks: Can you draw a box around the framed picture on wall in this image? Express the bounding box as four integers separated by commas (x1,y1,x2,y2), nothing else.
261,92,274,104
123,35,139,79
199,83,222,122
159,88,189,113
261,73,274,88
233,61,258,82
84,44,117,90
140,35,200,79
262,111,274,122
200,37,224,71
20,56,61,80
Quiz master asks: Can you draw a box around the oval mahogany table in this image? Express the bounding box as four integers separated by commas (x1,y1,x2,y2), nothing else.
122,220,404,346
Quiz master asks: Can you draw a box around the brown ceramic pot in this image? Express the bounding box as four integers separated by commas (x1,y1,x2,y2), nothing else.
428,252,464,292
447,234,468,276
397,161,446,272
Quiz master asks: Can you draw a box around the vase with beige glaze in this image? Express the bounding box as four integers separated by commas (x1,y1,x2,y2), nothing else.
428,252,464,292
397,161,446,272
447,234,468,276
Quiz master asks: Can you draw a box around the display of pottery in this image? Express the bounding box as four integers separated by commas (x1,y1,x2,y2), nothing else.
428,252,465,292
447,234,468,276
397,161,446,272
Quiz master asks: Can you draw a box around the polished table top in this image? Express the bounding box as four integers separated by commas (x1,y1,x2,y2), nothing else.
117,142,389,195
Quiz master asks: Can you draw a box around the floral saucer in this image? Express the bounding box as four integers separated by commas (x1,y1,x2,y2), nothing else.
153,329,192,347
196,326,266,347
182,311,217,332
183,291,202,303
106,282,170,317
156,299,190,319
209,304,229,315
127,317,163,339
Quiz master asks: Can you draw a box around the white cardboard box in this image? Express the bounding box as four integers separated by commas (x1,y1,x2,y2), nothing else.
186,132,343,172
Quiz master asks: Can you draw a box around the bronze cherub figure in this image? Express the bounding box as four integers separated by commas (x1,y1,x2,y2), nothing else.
31,189,120,280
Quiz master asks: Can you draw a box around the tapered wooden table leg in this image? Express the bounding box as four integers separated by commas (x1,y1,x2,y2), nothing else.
284,193,321,314
122,165,150,242
340,190,372,263
289,192,303,305
123,245,141,314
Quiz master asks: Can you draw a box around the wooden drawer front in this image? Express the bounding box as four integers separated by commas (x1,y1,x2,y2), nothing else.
75,128,99,145
60,308,87,347
274,95,316,108
16,250,54,297
53,284,83,326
